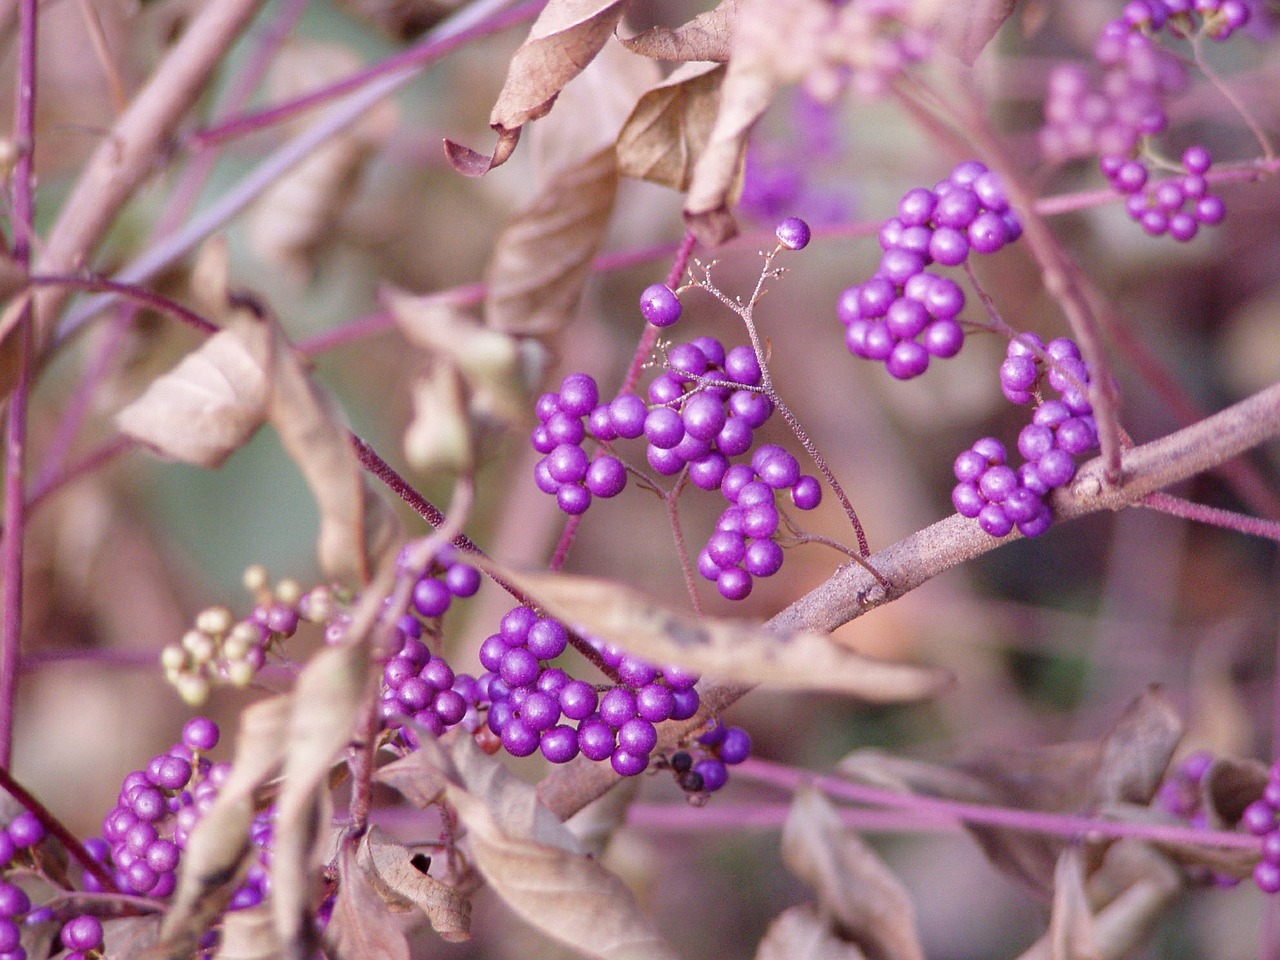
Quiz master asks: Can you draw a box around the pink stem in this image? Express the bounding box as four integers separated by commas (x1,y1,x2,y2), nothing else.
1141,491,1280,542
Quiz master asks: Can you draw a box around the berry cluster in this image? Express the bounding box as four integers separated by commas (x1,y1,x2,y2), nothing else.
1105,145,1225,240
381,615,479,743
1039,0,1249,239
57,914,105,960
1241,763,1280,893
532,373,629,516
642,338,774,482
952,334,1098,538
666,721,753,794
478,605,708,779
697,447,822,600
0,813,46,960
840,161,1022,379
97,718,223,898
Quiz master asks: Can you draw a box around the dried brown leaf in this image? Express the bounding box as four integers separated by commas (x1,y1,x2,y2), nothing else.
326,841,412,960
387,288,526,423
483,147,618,335
404,363,474,476
358,826,472,941
494,567,952,700
375,747,449,809
267,323,401,586
755,904,867,960
933,0,1020,65
1048,847,1100,960
781,788,925,960
446,783,679,960
620,1,737,62
272,572,389,950
444,0,626,175
1089,687,1183,808
683,0,793,245
213,907,282,960
617,62,725,191
115,308,274,468
158,697,293,959
1203,755,1268,826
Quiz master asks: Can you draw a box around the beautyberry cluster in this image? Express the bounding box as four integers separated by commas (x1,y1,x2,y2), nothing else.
697,447,822,601
643,338,774,483
1241,761,1280,893
665,721,753,795
1105,145,1225,240
98,718,224,899
841,161,1022,379
952,335,1098,538
532,373,628,516
0,812,49,960
381,615,480,744
478,605,706,778
1040,0,1248,239
57,914,105,960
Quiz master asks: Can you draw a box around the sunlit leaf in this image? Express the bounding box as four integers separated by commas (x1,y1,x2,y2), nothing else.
1048,847,1100,960
357,826,472,942
271,570,391,950
115,308,273,468
403,362,474,476
492,566,952,700
782,788,925,960
617,62,725,191
326,841,412,960
444,0,627,175
620,1,736,62
755,904,868,960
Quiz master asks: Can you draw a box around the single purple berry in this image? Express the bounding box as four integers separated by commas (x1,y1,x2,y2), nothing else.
611,749,650,777
719,727,752,765
791,475,822,510
501,719,540,758
636,684,676,723
978,502,1014,538
776,217,811,250
61,915,104,952
412,577,452,618
640,284,682,327
578,720,615,762
585,456,627,499
183,717,220,752
744,539,784,578
541,725,579,764
694,758,729,792
558,373,599,418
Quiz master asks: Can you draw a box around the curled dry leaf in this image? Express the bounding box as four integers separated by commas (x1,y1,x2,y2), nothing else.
271,569,390,951
212,906,282,960
485,39,657,335
616,62,726,192
755,903,868,960
483,147,618,334
157,697,293,959
395,733,677,960
781,788,925,960
404,362,474,476
444,0,627,176
115,306,273,468
620,0,737,62
839,691,1184,900
357,826,472,942
1047,847,1101,960
266,321,401,586
491,566,952,701
325,841,412,960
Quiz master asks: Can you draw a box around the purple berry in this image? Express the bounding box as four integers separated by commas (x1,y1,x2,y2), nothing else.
541,725,579,764
887,339,930,379
611,750,650,777
744,539,784,578
719,727,752,765
578,720,615,761
978,503,1014,538
717,567,753,601
791,476,822,510
636,684,676,723
558,374,598,418
560,681,598,721
501,719,540,758
183,717,220,751
775,217,811,250
640,284,682,327
694,758,729,792
412,577,452,618
585,456,627,498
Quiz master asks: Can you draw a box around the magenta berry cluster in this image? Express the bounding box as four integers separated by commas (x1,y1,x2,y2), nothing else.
1105,145,1225,240
478,604,707,778
952,334,1098,538
381,615,478,742
97,718,223,899
1154,751,1242,888
532,372,628,516
1040,0,1249,239
1241,762,1280,893
841,161,1022,379
0,812,42,960
643,337,774,482
697,447,822,600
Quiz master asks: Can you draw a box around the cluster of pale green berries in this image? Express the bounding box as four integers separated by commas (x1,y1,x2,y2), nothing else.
161,565,335,705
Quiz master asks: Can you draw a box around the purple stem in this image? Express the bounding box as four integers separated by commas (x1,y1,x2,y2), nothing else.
1141,491,1280,542
188,0,546,149
626,800,960,834
0,766,120,894
26,275,217,333
735,757,1259,851
0,0,38,772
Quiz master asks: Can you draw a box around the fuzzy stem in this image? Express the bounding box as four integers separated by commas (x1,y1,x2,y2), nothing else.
1140,491,1280,542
